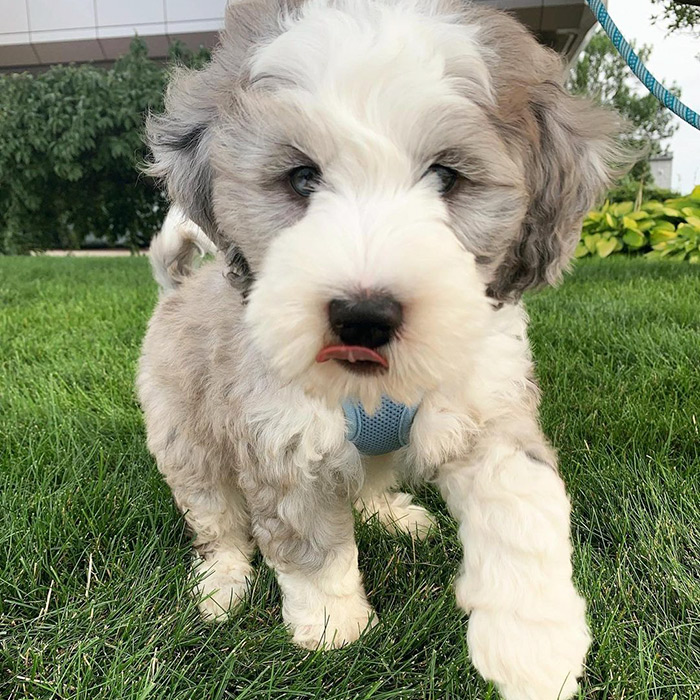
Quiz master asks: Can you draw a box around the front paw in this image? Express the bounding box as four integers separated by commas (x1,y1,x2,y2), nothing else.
466,602,590,700
358,491,437,540
192,551,251,622
287,594,377,649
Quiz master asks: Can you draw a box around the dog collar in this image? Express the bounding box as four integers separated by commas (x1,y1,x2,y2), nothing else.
342,395,419,456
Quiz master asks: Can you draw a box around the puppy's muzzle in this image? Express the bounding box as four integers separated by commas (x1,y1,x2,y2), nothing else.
317,293,402,373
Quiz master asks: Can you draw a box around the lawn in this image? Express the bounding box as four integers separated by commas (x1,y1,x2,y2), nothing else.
1,256,698,699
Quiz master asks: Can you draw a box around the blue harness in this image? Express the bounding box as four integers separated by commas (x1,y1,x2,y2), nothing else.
342,396,419,456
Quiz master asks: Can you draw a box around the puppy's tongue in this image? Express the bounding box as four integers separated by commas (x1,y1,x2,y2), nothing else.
316,345,389,368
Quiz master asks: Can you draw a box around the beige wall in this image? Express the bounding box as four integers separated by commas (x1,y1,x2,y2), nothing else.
0,0,595,70
650,156,674,190
0,0,224,68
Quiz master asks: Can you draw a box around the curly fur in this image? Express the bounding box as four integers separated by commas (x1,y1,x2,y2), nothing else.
138,1,625,698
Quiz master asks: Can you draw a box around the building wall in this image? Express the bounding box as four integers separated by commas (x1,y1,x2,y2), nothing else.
0,0,224,67
0,0,595,71
650,155,674,190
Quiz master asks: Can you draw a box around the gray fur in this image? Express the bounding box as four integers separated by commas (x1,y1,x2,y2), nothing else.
146,69,220,242
469,8,627,299
224,243,255,300
146,0,301,245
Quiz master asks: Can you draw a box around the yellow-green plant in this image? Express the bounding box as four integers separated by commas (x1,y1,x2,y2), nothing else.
575,185,700,262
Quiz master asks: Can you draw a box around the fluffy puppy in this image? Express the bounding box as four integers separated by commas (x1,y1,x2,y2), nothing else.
138,1,623,698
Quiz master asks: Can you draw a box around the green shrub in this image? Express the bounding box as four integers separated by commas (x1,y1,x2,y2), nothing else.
575,186,700,263
605,180,680,204
0,38,209,254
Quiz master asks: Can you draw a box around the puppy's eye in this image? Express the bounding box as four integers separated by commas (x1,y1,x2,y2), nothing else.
288,166,321,197
425,164,459,195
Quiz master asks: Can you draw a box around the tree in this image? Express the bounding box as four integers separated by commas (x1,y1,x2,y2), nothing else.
567,31,679,184
650,0,700,33
0,37,209,254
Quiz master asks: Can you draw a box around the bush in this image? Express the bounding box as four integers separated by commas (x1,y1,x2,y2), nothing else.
576,186,700,263
0,38,209,254
605,180,680,204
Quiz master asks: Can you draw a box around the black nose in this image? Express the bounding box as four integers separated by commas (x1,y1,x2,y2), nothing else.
328,294,403,349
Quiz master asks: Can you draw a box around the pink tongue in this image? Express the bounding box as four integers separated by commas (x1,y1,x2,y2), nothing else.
316,345,389,368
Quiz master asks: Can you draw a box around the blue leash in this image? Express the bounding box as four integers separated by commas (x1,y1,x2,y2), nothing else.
584,0,699,130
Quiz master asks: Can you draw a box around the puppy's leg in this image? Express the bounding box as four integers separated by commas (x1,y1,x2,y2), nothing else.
355,454,436,539
245,476,375,649
183,484,255,622
156,440,254,622
437,435,590,700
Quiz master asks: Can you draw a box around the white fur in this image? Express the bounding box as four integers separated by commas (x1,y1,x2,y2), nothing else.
276,543,377,649
437,450,590,700
356,454,436,538
193,549,253,621
245,190,492,412
357,489,436,538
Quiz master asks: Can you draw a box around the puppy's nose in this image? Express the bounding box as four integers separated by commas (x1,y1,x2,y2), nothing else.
328,294,403,349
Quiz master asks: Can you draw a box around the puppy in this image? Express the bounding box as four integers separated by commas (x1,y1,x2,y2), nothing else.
138,1,623,697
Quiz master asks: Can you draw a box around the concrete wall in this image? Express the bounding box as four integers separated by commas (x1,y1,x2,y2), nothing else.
0,0,224,68
650,155,674,190
0,0,596,71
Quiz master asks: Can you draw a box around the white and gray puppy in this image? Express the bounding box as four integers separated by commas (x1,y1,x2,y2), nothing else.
138,0,622,698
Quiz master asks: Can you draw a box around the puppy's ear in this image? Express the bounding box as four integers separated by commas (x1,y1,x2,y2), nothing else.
146,0,298,244
147,68,220,241
482,14,627,301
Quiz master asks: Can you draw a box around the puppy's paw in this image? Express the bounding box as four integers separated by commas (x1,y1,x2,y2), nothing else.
292,605,377,649
465,603,590,700
359,491,436,539
290,595,378,650
192,550,252,622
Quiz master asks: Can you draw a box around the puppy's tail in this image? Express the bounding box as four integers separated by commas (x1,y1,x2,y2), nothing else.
149,206,217,293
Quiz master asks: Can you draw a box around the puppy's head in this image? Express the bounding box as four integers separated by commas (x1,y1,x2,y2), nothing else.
148,0,623,408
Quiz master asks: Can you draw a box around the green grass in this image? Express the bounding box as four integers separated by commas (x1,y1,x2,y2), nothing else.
1,256,698,699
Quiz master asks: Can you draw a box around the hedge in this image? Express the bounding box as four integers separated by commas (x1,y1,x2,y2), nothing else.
0,38,209,254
